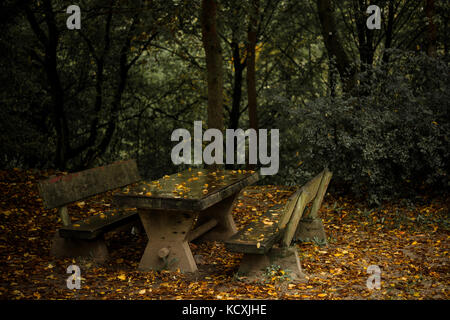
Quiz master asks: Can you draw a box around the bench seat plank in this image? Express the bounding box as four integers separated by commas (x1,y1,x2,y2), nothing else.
59,209,138,240
225,190,300,254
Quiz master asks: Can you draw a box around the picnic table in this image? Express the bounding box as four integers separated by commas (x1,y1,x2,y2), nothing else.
113,168,259,273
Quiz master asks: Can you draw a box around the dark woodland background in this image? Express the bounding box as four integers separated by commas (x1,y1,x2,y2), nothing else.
0,0,448,204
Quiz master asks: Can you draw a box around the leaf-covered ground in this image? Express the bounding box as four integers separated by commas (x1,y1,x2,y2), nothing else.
0,169,448,300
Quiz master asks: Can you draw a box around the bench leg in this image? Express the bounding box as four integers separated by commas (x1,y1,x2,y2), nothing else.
294,169,331,244
294,217,327,244
50,233,109,262
238,247,306,281
195,193,238,241
138,209,198,273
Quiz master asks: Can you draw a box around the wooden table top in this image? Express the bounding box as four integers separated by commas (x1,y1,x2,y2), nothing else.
113,168,259,211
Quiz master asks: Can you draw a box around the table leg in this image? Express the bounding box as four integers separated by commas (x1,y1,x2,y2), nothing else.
196,193,238,241
138,209,198,273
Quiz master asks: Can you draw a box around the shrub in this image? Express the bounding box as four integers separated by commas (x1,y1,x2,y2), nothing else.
271,51,449,204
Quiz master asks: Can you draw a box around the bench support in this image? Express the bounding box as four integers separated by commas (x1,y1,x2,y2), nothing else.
187,219,218,242
138,209,198,273
238,246,305,280
58,206,72,227
195,193,238,241
294,217,327,243
294,169,332,244
50,233,108,262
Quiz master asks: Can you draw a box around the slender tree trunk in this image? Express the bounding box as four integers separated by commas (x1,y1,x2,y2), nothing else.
316,0,356,92
230,42,244,130
328,58,336,97
201,0,224,132
247,0,259,131
425,0,437,57
354,0,374,67
80,17,134,169
27,0,69,169
383,1,395,63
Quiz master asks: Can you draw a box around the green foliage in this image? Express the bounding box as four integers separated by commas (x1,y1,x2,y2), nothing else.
1,0,448,204
264,264,292,282
272,51,449,204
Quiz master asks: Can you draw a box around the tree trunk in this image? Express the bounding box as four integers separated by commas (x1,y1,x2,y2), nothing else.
425,0,437,57
247,0,259,131
201,0,224,131
382,1,395,63
27,0,69,169
316,0,356,92
230,41,244,130
354,0,374,67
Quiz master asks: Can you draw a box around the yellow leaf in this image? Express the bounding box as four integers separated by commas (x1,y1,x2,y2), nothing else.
76,201,85,208
139,289,146,294
117,274,126,281
318,293,327,297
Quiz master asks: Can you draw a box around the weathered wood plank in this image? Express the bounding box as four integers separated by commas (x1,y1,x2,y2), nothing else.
277,189,301,230
281,190,308,247
113,169,259,212
58,206,72,227
59,209,138,240
187,219,218,242
38,160,141,209
307,168,333,219
300,170,324,203
225,200,288,254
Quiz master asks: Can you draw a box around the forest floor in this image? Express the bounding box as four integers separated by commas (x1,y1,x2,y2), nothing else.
0,168,448,300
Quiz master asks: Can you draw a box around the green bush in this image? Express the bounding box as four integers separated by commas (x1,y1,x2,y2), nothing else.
272,52,449,204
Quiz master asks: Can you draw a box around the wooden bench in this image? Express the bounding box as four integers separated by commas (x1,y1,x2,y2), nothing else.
225,168,332,279
38,159,142,262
